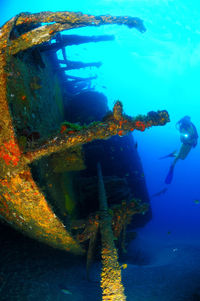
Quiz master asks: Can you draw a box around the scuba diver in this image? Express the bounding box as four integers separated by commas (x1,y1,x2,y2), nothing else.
161,116,198,184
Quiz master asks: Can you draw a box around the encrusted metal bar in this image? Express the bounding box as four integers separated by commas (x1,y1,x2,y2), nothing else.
3,11,146,55
98,163,126,301
23,103,169,164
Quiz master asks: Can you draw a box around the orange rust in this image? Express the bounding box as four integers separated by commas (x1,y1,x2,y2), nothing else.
60,125,67,133
135,121,146,131
68,130,75,134
118,130,124,136
119,120,123,128
0,139,21,166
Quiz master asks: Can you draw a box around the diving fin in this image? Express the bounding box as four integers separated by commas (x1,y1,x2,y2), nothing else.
165,165,174,184
159,151,177,160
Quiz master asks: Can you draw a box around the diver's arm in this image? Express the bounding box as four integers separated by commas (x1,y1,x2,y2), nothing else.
191,123,198,147
192,123,198,138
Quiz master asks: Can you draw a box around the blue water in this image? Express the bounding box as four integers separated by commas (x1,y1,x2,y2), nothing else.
1,0,200,299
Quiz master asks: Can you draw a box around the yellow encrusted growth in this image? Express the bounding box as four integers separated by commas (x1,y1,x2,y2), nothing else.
100,212,126,301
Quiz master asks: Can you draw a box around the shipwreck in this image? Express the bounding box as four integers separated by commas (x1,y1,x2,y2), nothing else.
0,11,169,300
